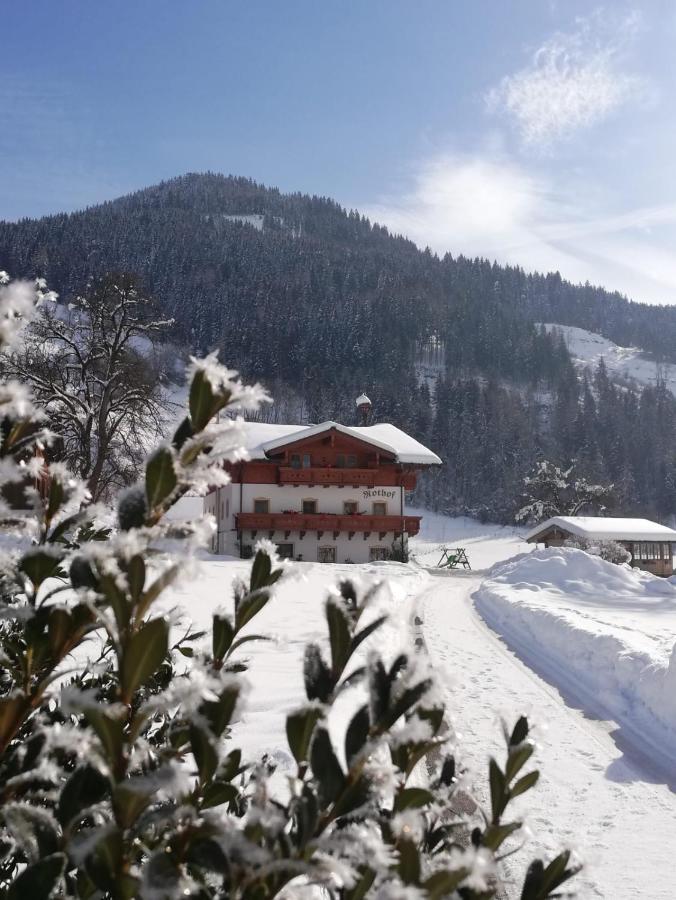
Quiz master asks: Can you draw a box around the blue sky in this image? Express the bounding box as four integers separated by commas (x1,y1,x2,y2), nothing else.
2,1,676,304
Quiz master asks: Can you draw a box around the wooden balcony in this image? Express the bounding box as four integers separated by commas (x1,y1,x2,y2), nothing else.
236,512,422,537
278,467,416,490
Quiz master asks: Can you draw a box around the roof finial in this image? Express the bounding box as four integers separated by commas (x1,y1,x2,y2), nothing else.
356,393,372,425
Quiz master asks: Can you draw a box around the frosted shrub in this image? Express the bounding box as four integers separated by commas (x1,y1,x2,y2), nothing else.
563,537,631,565
0,273,579,898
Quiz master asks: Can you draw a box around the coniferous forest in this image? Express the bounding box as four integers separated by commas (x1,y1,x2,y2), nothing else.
2,172,676,521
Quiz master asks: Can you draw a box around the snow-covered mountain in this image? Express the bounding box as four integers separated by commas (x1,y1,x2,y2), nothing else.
542,322,676,396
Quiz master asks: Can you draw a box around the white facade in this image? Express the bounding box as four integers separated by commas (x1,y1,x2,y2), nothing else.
204,482,408,563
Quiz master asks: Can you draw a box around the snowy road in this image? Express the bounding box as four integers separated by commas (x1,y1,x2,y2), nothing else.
421,572,676,900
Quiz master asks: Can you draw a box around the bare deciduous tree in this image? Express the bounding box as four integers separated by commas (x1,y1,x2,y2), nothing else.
2,273,173,500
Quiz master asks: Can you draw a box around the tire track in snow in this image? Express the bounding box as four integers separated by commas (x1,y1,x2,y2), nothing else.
421,574,676,899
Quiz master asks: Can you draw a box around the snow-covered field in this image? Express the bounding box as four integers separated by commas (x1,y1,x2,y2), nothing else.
408,507,530,570
542,322,676,396
166,555,428,771
162,511,676,898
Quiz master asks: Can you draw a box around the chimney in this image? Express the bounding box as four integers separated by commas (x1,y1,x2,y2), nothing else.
355,393,372,425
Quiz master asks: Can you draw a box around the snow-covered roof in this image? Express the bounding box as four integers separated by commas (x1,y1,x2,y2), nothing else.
355,393,371,406
235,420,441,466
526,516,676,543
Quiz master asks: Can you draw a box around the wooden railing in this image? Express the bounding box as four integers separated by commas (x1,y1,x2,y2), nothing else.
237,512,421,536
278,467,417,490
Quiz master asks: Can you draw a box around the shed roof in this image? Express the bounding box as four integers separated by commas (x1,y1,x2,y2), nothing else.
526,516,676,543
232,420,441,466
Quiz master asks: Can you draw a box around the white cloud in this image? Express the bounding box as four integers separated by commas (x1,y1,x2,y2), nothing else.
486,11,646,146
364,154,676,306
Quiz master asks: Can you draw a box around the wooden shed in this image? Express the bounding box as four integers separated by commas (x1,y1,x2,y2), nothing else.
525,516,676,577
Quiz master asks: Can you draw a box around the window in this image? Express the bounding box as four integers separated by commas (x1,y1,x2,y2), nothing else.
372,501,387,516
253,498,269,514
347,454,358,468
302,453,311,469
369,547,389,561
290,453,301,470
664,543,672,560
226,499,230,520
276,543,294,559
343,501,358,515
318,546,337,564
336,454,346,468
302,499,318,514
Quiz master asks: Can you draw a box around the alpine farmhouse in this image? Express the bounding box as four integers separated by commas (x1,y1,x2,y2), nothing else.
204,399,441,563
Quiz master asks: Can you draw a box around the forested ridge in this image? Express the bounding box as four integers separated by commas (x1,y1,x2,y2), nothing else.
2,172,676,520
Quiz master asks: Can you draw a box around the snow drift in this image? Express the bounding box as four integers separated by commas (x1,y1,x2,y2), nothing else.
475,548,676,767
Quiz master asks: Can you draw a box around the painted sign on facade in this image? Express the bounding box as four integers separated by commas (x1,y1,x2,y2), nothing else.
361,488,397,500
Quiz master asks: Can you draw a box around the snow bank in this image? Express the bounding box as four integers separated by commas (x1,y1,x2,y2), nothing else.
475,548,676,767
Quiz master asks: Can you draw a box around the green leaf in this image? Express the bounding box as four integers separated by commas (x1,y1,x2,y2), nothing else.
190,368,219,431
45,477,65,522
0,694,28,751
19,549,64,589
127,555,146,604
137,564,179,620
331,773,372,819
326,598,351,676
505,741,534,782
482,820,521,851
3,805,60,859
510,769,539,799
112,781,153,829
352,615,387,652
120,617,169,701
145,446,177,510
424,868,471,898
287,706,323,766
398,839,420,885
540,849,580,894
58,764,110,827
8,852,66,900
70,555,99,591
342,867,375,900
304,643,334,703
47,607,72,659
345,704,370,767
83,708,125,768
186,837,229,873
249,549,272,592
84,827,123,894
382,678,432,729
310,727,345,807
228,633,271,655
190,725,218,784
393,787,435,812
172,415,194,451
213,613,234,659
489,757,507,822
510,715,530,746
234,588,270,631
202,781,239,809
202,684,240,737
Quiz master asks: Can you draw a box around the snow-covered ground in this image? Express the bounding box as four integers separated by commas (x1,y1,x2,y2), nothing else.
166,556,427,772
162,510,676,898
408,507,530,570
475,548,676,779
542,322,676,396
